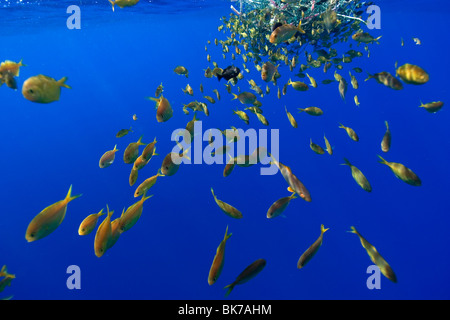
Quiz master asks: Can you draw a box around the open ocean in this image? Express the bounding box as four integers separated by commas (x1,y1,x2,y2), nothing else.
0,0,449,302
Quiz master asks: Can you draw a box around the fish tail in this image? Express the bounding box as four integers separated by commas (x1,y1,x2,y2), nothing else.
321,224,330,234
157,168,165,177
217,74,223,81
137,135,146,146
142,194,154,203
364,72,373,82
341,158,351,166
385,121,389,130
287,186,295,194
347,226,357,234
224,283,235,297
58,77,71,89
377,154,389,165
97,208,106,217
108,0,115,11
65,185,82,203
0,265,6,277
211,187,216,198
297,108,304,113
231,93,238,100
338,123,344,128
224,225,232,241
113,144,118,152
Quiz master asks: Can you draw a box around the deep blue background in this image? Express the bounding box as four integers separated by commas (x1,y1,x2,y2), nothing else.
0,0,449,300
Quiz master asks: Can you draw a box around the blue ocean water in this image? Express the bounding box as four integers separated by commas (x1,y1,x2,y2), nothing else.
0,0,449,301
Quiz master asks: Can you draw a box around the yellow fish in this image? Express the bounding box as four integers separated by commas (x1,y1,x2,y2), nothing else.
118,192,153,233
211,188,243,219
108,0,139,12
94,205,113,258
22,75,71,104
26,185,81,242
78,209,106,236
208,226,232,285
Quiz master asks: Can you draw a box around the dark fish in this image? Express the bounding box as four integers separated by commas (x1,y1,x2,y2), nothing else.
217,66,241,82
224,259,266,297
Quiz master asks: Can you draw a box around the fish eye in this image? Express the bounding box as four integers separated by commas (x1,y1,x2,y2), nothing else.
28,89,34,94
30,233,35,238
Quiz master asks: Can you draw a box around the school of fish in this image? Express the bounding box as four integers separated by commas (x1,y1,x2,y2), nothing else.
0,0,444,299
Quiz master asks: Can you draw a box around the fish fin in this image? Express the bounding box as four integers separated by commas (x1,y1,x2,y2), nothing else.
211,187,216,198
364,72,373,81
217,74,223,81
385,121,389,130
224,283,235,297
347,226,357,234
108,0,115,11
287,186,295,194
341,158,351,166
58,77,71,89
65,185,82,203
321,224,329,234
377,155,389,165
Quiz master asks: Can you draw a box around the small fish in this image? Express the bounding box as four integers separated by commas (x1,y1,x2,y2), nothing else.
224,259,266,297
297,224,329,269
25,185,82,242
223,160,236,177
270,155,311,202
277,87,281,99
118,192,153,233
108,0,139,12
349,71,358,89
256,113,269,126
160,146,191,176
132,114,138,121
419,101,444,113
365,72,403,90
208,226,232,285
298,107,323,116
78,209,106,236
233,109,249,125
270,22,305,45
141,137,158,161
134,171,163,198
266,193,297,219
305,73,318,88
288,78,309,91
155,82,163,97
310,139,325,155
199,83,204,93
378,155,421,186
213,89,220,101
129,167,139,186
116,127,133,138
395,63,429,85
412,37,421,45
147,95,173,122
285,106,298,128
354,95,360,107
338,78,348,100
123,136,146,164
94,205,113,258
211,188,243,219
99,145,119,168
339,123,359,142
182,84,194,96
22,75,71,104
204,95,216,104
174,65,189,78
324,135,333,155
261,61,279,82
133,155,150,171
231,92,257,105
381,121,391,152
217,65,240,82
341,158,372,192
352,31,382,44
349,226,397,283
